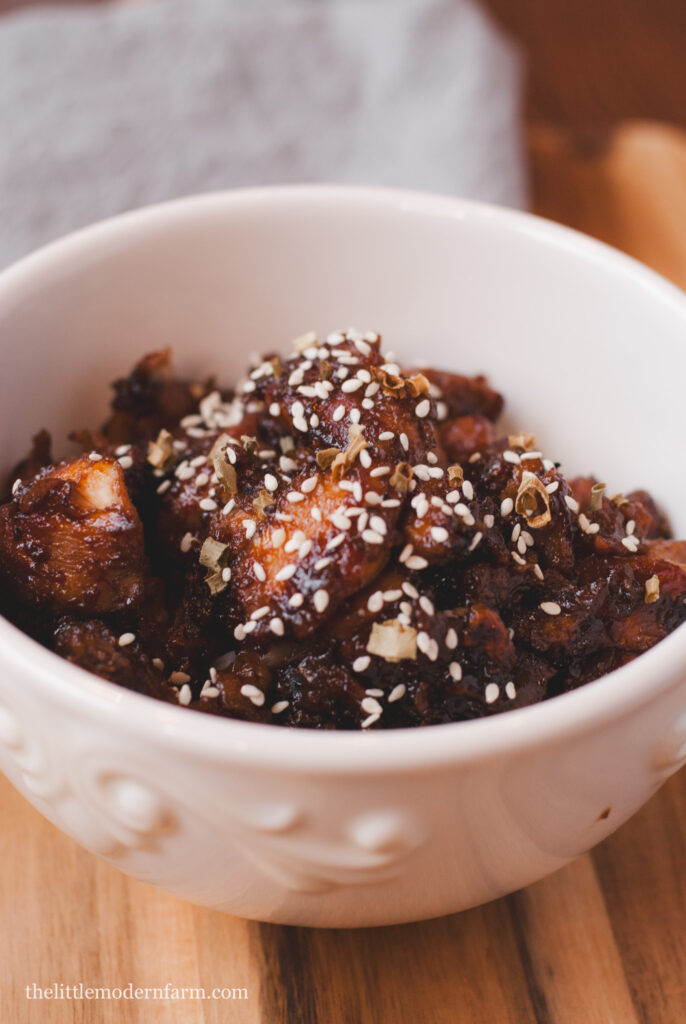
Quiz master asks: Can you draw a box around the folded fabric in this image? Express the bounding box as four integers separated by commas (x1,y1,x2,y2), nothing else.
0,0,526,268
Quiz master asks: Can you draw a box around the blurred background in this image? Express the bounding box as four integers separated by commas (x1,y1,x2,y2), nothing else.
2,0,685,278
3,0,685,126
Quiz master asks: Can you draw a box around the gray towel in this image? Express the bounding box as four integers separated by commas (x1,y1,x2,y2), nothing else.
0,0,526,269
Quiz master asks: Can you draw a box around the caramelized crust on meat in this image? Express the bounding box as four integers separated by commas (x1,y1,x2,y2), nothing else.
0,456,145,615
2,333,685,727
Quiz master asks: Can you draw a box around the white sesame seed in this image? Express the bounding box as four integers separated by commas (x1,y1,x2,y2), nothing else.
243,519,256,539
115,444,131,456
367,591,384,613
353,656,371,672
156,479,172,495
233,624,246,641
271,700,290,714
287,491,305,503
359,449,372,469
118,455,134,470
361,696,383,715
297,539,312,560
362,528,384,545
369,515,387,534
406,555,429,571
178,684,192,706
251,606,270,620
441,630,459,658
276,564,296,581
622,536,640,551
485,683,500,704
415,399,431,418
270,617,285,636
243,620,257,634
400,432,409,452
505,682,517,700
546,481,560,494
462,480,474,501
500,497,514,517
333,405,346,422
271,527,286,548
364,492,382,507
264,473,278,492
540,601,562,616
430,526,449,543
503,450,520,465
314,589,330,613
117,632,136,647
626,519,636,535
269,402,281,417
327,533,347,551
388,684,406,703
398,543,413,564
240,684,265,707
341,378,363,393
301,475,318,494
253,562,266,582
199,497,217,511
361,713,381,729
383,589,403,602
180,532,195,553
449,661,462,681
484,514,495,529
88,451,102,462
565,495,580,512
419,596,435,616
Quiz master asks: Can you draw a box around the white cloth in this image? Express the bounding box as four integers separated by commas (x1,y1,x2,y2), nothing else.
0,0,526,268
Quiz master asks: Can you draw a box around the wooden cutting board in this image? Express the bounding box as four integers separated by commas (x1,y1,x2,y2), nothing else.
2,121,686,1024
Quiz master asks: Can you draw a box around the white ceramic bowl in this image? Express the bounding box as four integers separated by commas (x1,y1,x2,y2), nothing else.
2,186,686,928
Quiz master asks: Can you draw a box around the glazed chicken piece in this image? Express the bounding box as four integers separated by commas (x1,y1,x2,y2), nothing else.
0,455,145,615
102,348,214,445
250,333,445,466
511,553,686,667
52,617,172,699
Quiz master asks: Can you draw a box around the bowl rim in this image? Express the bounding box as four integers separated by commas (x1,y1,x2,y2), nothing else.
2,183,686,775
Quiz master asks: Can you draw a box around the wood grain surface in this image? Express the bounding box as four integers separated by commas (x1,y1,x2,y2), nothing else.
1,120,686,1024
